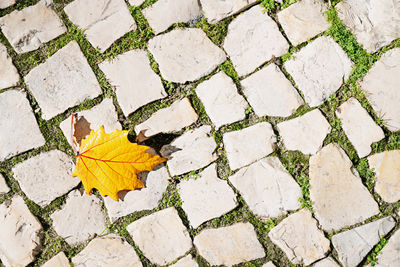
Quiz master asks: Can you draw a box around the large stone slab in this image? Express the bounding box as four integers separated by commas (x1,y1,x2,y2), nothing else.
64,0,136,52
0,0,16,9
171,255,198,267
268,209,330,265
313,257,340,267
0,174,9,194
25,41,102,120
372,229,400,266
309,143,379,232
0,43,19,89
200,0,258,23
223,5,289,77
148,28,226,83
284,36,353,107
42,252,70,267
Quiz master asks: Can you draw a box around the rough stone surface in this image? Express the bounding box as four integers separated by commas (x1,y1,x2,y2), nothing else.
313,258,340,267
241,63,303,117
223,5,289,77
194,222,265,266
51,190,108,245
148,28,226,83
126,207,192,265
170,255,198,267
72,234,142,267
200,0,258,23
12,150,80,207
0,174,9,194
372,229,400,266
0,43,19,89
42,252,70,267
284,36,353,107
268,209,330,265
336,0,400,53
277,109,331,155
0,196,42,267
25,41,102,120
368,150,400,203
64,0,136,52
0,0,15,9
309,143,380,232
99,50,166,117
129,0,145,6
360,48,400,132
332,216,395,267
196,72,247,128
229,157,301,218
0,90,45,161
179,164,237,228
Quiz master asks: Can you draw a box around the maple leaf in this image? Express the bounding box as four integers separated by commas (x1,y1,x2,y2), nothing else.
72,126,165,201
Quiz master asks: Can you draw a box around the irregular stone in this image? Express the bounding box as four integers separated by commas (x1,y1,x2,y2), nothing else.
51,190,108,245
200,0,258,23
129,0,145,6
12,150,80,207
0,174,9,194
223,122,276,170
372,229,400,266
313,257,340,267
72,234,142,267
332,216,395,267
170,255,198,267
241,63,303,117
0,43,19,89
359,48,400,132
196,72,247,128
126,207,192,265
336,97,384,158
309,143,379,232
0,196,42,267
148,28,226,83
262,262,276,267
0,90,45,161
42,252,70,267
0,0,66,54
277,0,330,46
25,41,102,120
229,157,301,218
277,109,331,155
368,150,400,203
0,0,16,9
194,222,265,266
223,5,289,76
64,0,136,52
268,209,330,265
336,0,400,53
284,36,353,107
179,164,237,228
162,125,217,176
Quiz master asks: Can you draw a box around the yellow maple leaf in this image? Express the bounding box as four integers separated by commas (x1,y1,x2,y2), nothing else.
72,126,165,201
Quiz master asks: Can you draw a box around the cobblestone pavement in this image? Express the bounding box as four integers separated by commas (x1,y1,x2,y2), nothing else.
1,0,400,266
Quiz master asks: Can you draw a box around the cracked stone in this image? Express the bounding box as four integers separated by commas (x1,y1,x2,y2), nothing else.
199,0,258,23
0,0,15,9
0,43,19,89
42,252,69,267
170,255,198,267
313,257,340,267
0,174,9,194
371,229,400,266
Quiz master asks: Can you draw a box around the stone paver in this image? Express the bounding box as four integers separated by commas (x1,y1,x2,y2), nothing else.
372,229,400,266
128,0,144,6
196,72,247,128
0,0,15,9
194,222,265,266
229,157,301,218
0,196,42,267
126,207,192,265
0,43,19,89
12,150,80,207
64,0,136,52
313,257,340,267
223,5,289,77
25,41,102,120
42,252,70,267
179,164,237,228
277,109,331,155
223,122,276,170
262,262,276,267
285,36,353,107
170,255,198,267
148,28,226,83
0,174,9,194
200,0,258,23
0,90,45,161
309,143,379,232
0,0,66,54
268,209,330,265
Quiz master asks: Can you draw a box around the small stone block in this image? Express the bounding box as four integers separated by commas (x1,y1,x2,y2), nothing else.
42,252,70,267
170,255,198,267
0,174,9,194
0,43,20,89
199,0,258,23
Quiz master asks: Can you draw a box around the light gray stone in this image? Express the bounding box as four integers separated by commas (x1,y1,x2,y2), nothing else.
129,0,145,6
148,28,226,83
284,36,353,107
223,5,289,77
0,90,45,161
0,0,16,9
99,50,166,117
42,252,70,267
126,207,192,265
25,41,102,120
223,122,276,170
268,209,330,265
372,229,400,266
262,262,276,267
51,190,108,245
12,150,80,207
0,0,66,54
200,0,258,23
0,196,42,267
313,257,340,267
0,174,9,194
196,72,247,128
64,0,136,52
0,43,19,89
194,222,265,266
309,143,380,232
241,63,303,117
277,109,331,155
170,255,198,267
229,157,301,218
